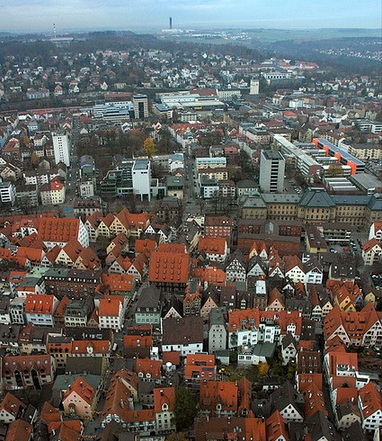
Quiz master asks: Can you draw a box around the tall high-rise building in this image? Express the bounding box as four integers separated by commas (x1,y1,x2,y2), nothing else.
169,17,173,30
249,78,260,95
259,150,285,193
52,132,70,167
133,95,149,119
132,158,151,201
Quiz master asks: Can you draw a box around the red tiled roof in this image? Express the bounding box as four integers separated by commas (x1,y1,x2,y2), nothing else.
37,218,80,243
149,251,189,284
198,236,227,255
98,296,123,317
5,419,32,441
135,358,161,379
24,293,56,315
153,387,175,413
63,376,96,405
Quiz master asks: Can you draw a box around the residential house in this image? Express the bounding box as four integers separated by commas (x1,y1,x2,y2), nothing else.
362,238,382,266
0,392,26,423
148,250,189,293
358,381,382,432
208,307,227,353
162,316,204,356
62,376,97,419
198,236,228,262
224,249,247,283
199,380,238,417
98,296,126,331
135,285,162,326
153,387,176,434
269,381,304,423
24,294,59,326
2,354,56,390
4,420,32,441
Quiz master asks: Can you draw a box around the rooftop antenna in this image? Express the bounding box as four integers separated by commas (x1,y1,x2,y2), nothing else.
53,23,57,39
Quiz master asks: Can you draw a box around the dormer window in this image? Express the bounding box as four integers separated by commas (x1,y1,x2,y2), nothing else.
162,403,168,411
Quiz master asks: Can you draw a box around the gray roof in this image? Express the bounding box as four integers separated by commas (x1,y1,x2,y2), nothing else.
298,188,336,208
261,193,300,204
162,316,204,345
136,284,161,309
209,306,227,327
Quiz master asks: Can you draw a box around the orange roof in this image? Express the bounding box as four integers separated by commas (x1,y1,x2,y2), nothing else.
153,387,175,413
149,251,189,284
303,383,327,418
135,358,161,379
60,239,83,262
37,217,80,243
135,239,157,254
48,421,82,441
184,354,215,380
266,410,289,441
192,264,226,286
158,243,187,253
98,296,123,317
24,293,56,315
63,376,96,405
101,273,133,292
40,401,61,424
124,335,153,349
71,340,110,355
335,387,358,405
198,236,227,255
162,351,181,366
297,373,323,392
359,381,382,418
8,271,27,284
229,308,260,332
284,254,304,273
200,381,238,414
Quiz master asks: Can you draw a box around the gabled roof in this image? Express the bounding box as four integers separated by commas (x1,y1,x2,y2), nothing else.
199,380,238,413
40,401,61,424
63,376,96,405
358,381,382,419
24,293,56,315
0,392,26,417
198,236,227,255
135,358,161,379
148,250,189,284
98,296,123,317
5,419,32,441
37,217,80,243
153,387,175,413
266,410,289,441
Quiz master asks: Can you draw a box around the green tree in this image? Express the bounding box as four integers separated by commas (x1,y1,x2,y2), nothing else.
174,387,198,432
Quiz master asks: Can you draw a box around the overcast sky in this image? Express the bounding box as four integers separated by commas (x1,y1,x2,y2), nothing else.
1,0,381,33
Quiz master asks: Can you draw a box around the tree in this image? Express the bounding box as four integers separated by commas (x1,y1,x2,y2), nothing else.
31,152,40,168
143,137,156,158
258,362,269,376
173,387,198,432
327,162,343,177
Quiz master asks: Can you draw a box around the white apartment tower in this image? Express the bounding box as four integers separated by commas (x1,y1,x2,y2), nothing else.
259,150,285,193
52,132,70,167
132,158,151,201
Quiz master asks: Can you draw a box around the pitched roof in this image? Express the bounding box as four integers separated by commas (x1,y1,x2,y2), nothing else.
0,392,26,417
5,419,32,441
153,387,175,413
63,376,96,405
135,358,161,379
358,381,382,419
37,217,80,243
98,296,123,317
148,251,189,284
266,410,289,441
200,380,238,414
24,293,56,315
198,236,227,255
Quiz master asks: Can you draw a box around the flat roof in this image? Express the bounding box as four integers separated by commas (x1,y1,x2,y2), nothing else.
262,150,284,160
